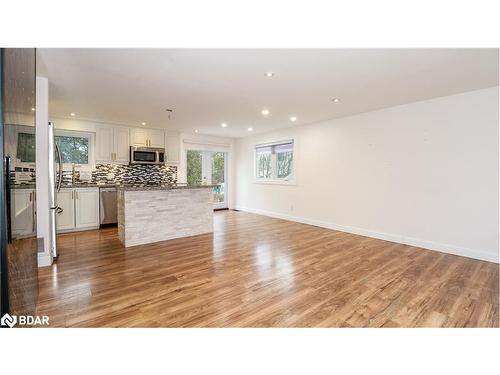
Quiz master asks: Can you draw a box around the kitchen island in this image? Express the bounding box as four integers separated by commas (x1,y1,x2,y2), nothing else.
117,184,216,247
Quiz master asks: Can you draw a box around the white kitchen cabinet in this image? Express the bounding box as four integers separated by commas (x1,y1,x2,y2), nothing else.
56,188,99,232
130,127,148,147
56,189,75,231
113,127,130,162
165,131,180,164
130,127,165,148
11,189,35,237
75,188,100,228
96,125,130,163
95,126,114,161
148,129,165,148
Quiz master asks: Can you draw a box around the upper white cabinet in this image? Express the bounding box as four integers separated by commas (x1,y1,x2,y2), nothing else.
96,125,130,163
130,127,147,147
148,129,165,148
165,131,180,164
130,128,165,148
113,127,130,162
11,189,35,237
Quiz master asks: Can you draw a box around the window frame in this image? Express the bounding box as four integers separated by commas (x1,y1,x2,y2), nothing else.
254,139,296,185
55,129,95,171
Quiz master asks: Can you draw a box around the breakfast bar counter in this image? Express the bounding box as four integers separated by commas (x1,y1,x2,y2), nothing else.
117,184,216,247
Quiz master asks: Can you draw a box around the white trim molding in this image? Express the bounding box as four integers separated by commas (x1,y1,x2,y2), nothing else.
235,206,499,264
37,251,53,267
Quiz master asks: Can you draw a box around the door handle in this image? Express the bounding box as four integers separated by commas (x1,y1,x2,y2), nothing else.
51,206,64,215
55,143,63,192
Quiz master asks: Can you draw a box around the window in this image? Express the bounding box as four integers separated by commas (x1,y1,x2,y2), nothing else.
16,132,36,163
55,130,94,168
255,140,294,182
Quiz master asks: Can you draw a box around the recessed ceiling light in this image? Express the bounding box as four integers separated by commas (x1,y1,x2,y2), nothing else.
70,112,75,117
31,107,35,111
194,130,198,133
290,116,297,122
332,98,340,103
221,122,228,128
141,122,146,126
248,127,253,132
265,72,274,78
261,109,270,116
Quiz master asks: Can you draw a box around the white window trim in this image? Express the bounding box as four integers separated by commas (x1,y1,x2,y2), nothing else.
254,139,296,185
55,129,95,171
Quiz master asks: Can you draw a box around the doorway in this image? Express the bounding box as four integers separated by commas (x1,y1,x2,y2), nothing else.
186,150,227,209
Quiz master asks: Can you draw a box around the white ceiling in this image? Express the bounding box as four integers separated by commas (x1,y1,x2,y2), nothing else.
37,49,499,138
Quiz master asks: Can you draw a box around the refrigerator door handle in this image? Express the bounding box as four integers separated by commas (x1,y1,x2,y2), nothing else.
50,205,63,215
55,142,63,192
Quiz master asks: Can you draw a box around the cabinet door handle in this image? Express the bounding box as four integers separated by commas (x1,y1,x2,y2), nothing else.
29,192,32,202
72,190,74,199
76,191,79,199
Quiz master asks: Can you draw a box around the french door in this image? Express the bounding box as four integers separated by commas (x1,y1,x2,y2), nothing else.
186,150,227,209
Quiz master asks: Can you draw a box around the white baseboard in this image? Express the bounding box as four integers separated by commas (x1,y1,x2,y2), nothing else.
37,251,53,267
235,206,499,263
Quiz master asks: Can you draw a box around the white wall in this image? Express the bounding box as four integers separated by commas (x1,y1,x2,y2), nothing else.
35,76,52,266
235,87,499,263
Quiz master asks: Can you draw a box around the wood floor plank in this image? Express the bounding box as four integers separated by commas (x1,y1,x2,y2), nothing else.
35,210,499,327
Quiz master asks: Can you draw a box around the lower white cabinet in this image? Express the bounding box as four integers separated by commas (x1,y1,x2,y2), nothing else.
11,189,36,237
75,188,100,228
56,187,99,232
56,189,75,230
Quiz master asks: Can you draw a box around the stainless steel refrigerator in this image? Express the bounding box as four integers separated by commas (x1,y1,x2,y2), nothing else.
48,121,63,259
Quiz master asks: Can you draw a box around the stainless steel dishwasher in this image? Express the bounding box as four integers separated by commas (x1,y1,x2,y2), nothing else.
99,187,118,225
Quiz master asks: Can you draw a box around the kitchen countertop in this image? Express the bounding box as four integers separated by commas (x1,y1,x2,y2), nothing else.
117,183,218,191
12,183,218,190
12,183,117,189
11,184,36,189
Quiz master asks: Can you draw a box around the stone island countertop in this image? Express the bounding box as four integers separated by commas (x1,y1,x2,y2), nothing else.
116,183,218,191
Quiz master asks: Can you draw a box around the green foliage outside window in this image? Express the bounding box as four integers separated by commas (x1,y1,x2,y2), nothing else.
187,150,202,185
211,152,225,184
277,151,293,178
17,132,36,162
257,153,272,178
55,135,89,164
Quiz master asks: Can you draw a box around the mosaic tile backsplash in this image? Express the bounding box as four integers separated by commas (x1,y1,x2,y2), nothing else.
12,163,178,186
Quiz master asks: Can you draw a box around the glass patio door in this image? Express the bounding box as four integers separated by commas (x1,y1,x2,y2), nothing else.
187,150,227,209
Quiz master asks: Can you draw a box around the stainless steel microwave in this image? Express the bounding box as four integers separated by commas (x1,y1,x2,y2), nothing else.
130,146,165,165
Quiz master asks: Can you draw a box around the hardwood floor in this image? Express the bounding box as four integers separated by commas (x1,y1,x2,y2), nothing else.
36,210,499,327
